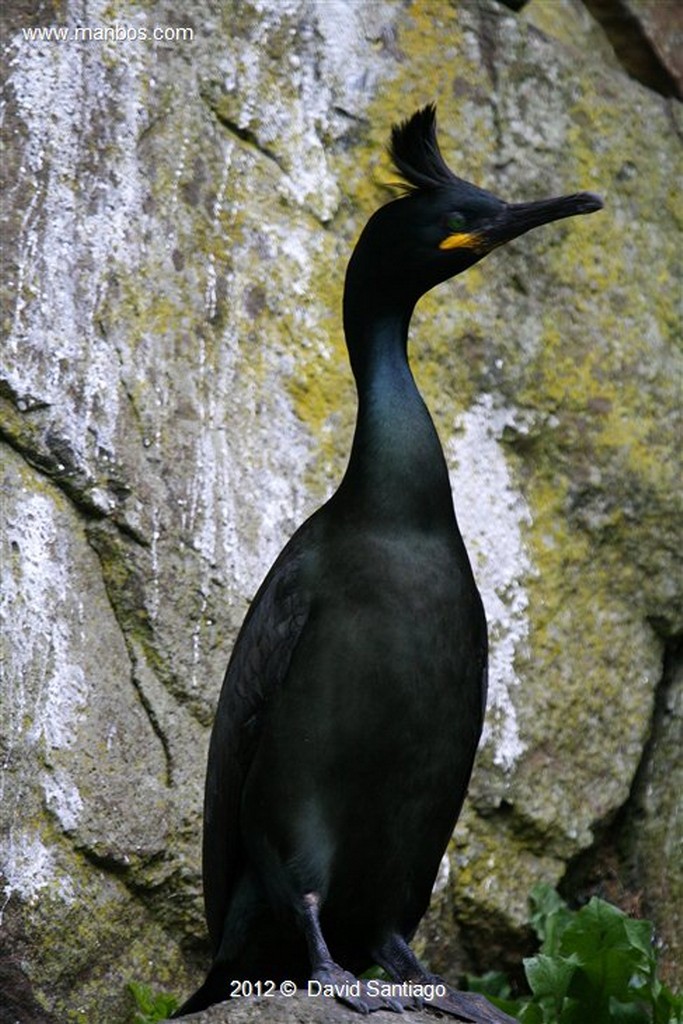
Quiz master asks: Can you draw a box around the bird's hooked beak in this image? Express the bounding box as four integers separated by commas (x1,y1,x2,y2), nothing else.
490,190,604,247
439,191,603,255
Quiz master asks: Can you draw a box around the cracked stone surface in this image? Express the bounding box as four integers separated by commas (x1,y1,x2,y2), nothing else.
1,0,681,1020
158,990,513,1024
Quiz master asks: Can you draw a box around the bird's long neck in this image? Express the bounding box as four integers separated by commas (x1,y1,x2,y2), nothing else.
335,306,456,531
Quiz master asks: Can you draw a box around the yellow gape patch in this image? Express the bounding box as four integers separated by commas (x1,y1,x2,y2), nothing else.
439,231,484,251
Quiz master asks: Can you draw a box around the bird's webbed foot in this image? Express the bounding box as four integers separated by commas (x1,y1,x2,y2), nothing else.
301,892,404,1014
312,962,406,1014
374,933,517,1024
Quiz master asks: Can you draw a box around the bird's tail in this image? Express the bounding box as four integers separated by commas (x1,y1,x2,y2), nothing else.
171,960,230,1018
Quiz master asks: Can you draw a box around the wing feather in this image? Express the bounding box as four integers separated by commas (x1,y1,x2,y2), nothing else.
202,530,312,951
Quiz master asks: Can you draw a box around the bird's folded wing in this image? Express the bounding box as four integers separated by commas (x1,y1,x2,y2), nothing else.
202,535,312,951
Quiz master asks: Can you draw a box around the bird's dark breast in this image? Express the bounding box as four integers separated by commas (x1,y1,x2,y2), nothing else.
240,524,486,961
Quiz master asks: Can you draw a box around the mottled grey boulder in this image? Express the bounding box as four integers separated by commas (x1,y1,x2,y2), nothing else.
158,991,467,1024
1,0,680,1020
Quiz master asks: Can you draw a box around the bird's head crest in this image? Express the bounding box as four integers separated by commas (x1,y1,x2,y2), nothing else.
344,103,603,328
389,104,457,194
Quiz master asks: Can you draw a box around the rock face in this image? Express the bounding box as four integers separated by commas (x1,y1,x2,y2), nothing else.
1,1,681,1021
581,0,683,98
158,991,463,1024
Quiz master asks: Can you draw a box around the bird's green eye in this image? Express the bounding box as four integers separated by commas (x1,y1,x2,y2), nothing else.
447,213,466,232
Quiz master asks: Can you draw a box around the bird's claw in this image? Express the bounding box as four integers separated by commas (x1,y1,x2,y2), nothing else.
311,964,407,1014
421,978,517,1024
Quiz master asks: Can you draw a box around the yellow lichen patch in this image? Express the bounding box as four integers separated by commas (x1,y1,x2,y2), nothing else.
276,5,510,488
438,803,564,937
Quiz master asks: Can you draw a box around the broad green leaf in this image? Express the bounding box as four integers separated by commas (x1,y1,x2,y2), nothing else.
128,982,179,1024
464,887,682,1024
653,983,683,1024
550,1000,621,1024
560,897,631,960
608,995,652,1023
525,953,577,1003
517,1002,544,1023
529,883,572,956
465,970,514,999
622,916,655,958
529,883,568,929
569,952,640,1008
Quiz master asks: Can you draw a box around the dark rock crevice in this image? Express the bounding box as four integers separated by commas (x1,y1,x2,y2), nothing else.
0,389,148,547
0,894,58,1024
580,0,682,100
496,0,682,100
200,85,289,177
559,633,682,986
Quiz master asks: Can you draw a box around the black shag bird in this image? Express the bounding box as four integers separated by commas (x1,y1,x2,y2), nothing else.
174,106,602,1022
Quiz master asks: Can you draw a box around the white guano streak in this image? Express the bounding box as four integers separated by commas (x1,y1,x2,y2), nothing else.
446,396,532,771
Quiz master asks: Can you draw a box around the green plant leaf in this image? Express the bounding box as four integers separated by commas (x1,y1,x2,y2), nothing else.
463,886,682,1024
558,897,657,1012
525,953,577,1003
127,981,179,1024
464,970,514,999
653,982,683,1024
607,996,652,1023
517,1002,544,1023
529,883,573,957
622,916,656,962
560,896,628,958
